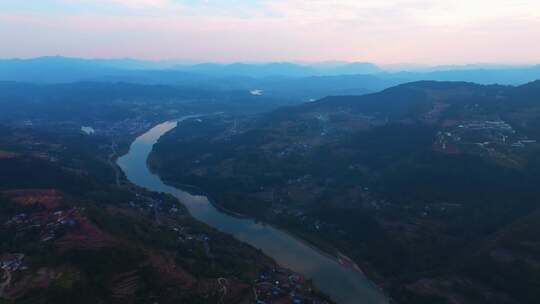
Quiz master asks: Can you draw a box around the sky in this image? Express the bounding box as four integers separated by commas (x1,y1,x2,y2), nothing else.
0,0,539,64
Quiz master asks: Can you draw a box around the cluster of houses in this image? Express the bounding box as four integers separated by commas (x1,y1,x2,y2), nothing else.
0,253,26,295
458,120,514,132
455,120,515,145
253,267,329,304
0,253,25,273
85,117,153,137
435,120,537,154
129,192,213,257
4,208,78,243
129,193,165,212
277,143,312,158
170,225,213,258
17,114,156,142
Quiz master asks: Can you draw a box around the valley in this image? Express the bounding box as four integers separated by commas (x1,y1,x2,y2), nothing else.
149,81,540,304
1,77,539,304
0,93,333,303
119,118,387,304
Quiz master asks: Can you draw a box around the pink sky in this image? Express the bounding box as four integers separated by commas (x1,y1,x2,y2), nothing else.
1,0,539,64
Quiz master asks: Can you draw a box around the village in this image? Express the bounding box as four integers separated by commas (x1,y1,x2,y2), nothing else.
253,266,330,304
433,119,537,156
4,207,80,243
0,253,26,297
123,189,331,303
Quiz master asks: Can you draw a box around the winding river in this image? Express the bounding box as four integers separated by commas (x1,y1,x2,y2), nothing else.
117,117,388,304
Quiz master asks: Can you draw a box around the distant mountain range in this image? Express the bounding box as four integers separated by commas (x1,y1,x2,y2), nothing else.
0,56,382,80
0,56,538,87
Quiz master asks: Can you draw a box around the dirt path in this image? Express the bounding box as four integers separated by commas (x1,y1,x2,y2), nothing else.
217,277,228,303
108,141,121,186
0,269,12,297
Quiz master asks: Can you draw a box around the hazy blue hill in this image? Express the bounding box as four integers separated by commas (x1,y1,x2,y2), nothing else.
1,56,537,85
0,81,299,124
0,56,182,70
1,57,538,103
0,57,199,83
325,62,383,75
174,62,317,77
259,81,505,125
257,74,397,99
174,61,382,77
512,79,540,93
392,65,540,85
0,81,217,100
0,56,117,82
0,58,388,99
291,81,505,118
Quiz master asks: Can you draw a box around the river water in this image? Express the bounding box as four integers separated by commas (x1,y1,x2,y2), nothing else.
117,117,388,304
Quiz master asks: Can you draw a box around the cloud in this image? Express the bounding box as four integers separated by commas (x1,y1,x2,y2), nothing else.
61,0,175,9
262,0,540,25
0,0,539,63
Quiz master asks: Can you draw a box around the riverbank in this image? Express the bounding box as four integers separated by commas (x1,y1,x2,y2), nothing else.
149,170,390,304
154,176,362,268
120,119,388,304
152,177,382,304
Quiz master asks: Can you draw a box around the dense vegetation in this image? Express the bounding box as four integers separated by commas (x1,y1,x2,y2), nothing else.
0,125,296,303
151,81,540,304
2,77,540,303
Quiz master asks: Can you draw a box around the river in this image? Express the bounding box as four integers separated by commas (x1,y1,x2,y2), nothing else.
117,117,388,304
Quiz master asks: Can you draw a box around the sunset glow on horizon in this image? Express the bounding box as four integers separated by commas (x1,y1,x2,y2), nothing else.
1,0,539,64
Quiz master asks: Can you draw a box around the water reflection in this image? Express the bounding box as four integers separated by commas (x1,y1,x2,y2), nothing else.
117,117,388,304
